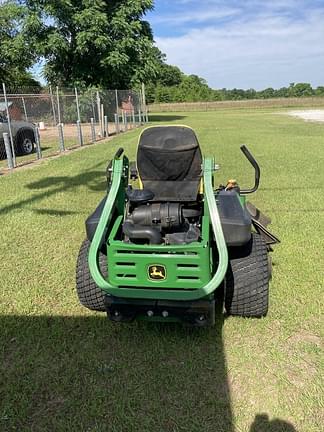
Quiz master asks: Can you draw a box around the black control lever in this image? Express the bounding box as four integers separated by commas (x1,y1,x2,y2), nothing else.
114,147,124,159
240,145,260,194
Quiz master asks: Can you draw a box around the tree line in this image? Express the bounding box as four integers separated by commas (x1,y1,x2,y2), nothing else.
146,64,324,103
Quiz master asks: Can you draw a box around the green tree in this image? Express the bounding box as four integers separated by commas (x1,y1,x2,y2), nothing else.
174,75,212,102
154,84,174,103
16,0,162,88
0,0,40,88
259,88,275,99
276,86,289,97
315,86,324,96
157,64,183,87
291,83,314,97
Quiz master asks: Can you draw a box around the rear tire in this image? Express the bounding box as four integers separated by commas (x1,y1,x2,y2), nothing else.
225,233,270,317
16,129,35,155
76,239,107,312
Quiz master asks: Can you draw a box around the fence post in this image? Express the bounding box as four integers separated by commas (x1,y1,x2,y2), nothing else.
140,88,146,123
3,133,14,169
138,107,142,125
49,85,57,125
91,91,96,123
120,111,123,131
123,110,128,131
22,97,28,122
2,82,16,167
75,87,83,146
132,109,135,128
114,113,120,134
141,83,146,105
57,123,65,151
77,120,83,147
139,89,142,121
141,83,148,123
104,115,109,137
56,86,61,124
115,89,119,119
90,117,96,143
35,127,42,159
75,87,81,123
96,91,103,137
101,103,105,137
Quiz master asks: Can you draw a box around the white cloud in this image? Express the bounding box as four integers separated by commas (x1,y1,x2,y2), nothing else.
150,7,241,25
155,7,324,89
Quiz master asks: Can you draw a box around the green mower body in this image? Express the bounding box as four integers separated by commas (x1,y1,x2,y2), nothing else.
76,125,279,326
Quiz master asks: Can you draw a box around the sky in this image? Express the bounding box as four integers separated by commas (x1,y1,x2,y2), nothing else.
146,0,324,90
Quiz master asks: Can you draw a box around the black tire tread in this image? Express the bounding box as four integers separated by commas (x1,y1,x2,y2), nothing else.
225,233,269,317
76,239,106,311
15,128,35,155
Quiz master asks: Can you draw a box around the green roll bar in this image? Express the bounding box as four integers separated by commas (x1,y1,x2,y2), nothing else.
88,156,228,301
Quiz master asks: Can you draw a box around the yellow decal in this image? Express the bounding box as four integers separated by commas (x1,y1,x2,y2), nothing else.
148,265,166,281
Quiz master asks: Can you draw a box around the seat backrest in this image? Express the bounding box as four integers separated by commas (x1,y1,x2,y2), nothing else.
137,126,202,201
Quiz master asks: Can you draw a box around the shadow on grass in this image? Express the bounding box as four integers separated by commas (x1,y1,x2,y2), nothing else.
250,414,296,432
33,208,80,216
26,173,105,192
148,114,187,122
0,310,298,431
0,162,106,216
37,146,53,152
0,307,234,431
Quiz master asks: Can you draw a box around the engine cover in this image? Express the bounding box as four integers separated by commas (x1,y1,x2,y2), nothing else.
130,203,182,229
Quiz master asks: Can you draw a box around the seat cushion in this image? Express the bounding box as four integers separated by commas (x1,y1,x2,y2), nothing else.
137,126,202,201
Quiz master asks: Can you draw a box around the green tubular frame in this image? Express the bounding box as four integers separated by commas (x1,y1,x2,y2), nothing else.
88,156,228,301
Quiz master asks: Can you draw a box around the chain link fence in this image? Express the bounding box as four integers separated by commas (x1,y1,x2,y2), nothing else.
0,83,147,173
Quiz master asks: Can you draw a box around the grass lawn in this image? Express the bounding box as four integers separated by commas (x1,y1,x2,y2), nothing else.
0,109,323,431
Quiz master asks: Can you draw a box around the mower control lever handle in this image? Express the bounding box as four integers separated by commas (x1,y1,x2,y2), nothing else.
240,145,260,194
114,147,124,159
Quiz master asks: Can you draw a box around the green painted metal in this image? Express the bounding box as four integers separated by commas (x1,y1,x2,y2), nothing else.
238,194,246,207
107,198,211,289
89,156,228,301
88,155,125,286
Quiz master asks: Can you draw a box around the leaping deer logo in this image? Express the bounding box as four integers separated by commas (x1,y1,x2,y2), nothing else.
148,265,166,280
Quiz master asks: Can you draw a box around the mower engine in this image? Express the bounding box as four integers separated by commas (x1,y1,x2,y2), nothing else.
123,193,202,245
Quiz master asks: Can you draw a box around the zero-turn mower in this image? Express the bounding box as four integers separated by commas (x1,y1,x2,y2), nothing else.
76,125,279,326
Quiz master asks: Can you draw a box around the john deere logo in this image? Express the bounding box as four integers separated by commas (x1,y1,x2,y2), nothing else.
148,265,166,281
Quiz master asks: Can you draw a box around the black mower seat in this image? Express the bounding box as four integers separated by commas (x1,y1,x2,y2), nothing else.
137,126,202,201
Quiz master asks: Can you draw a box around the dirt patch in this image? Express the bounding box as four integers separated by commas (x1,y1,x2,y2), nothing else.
285,355,318,388
282,329,321,390
287,109,324,122
39,122,117,140
286,329,322,347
